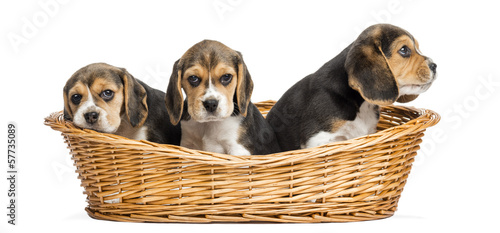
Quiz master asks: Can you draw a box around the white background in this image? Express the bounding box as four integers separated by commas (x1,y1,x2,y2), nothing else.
1,0,499,232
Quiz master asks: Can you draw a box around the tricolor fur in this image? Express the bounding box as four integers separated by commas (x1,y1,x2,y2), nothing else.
266,24,437,151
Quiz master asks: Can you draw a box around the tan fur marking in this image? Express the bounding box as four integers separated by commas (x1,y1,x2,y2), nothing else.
213,62,237,113
90,77,124,130
183,64,210,118
331,120,347,133
66,81,88,116
386,35,433,86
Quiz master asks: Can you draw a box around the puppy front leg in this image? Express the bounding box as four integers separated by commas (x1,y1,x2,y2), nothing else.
180,136,200,150
203,142,225,154
302,131,348,149
226,144,251,156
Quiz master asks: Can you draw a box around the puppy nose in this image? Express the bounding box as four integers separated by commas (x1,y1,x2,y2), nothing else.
429,63,437,73
84,112,99,124
203,99,219,113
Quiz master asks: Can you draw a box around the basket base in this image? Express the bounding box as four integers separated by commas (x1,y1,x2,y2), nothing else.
85,206,396,223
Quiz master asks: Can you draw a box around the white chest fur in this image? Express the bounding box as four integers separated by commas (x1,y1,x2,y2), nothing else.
180,116,251,155
303,101,379,149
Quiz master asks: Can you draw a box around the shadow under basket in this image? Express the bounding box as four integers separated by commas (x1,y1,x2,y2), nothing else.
44,100,440,223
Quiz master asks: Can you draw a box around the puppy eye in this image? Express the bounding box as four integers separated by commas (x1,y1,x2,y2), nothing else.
71,94,82,105
398,45,411,58
220,74,233,86
100,90,114,101
187,75,201,87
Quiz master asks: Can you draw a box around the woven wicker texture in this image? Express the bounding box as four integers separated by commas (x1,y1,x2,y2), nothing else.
44,100,440,223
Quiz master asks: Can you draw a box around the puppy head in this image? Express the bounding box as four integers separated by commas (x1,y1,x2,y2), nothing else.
165,40,253,125
63,63,148,133
345,24,437,105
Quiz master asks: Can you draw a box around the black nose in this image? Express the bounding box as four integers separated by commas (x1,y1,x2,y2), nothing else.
84,112,99,124
429,63,437,73
203,99,219,113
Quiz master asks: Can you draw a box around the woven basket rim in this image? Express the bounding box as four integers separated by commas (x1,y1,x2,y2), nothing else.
44,100,440,168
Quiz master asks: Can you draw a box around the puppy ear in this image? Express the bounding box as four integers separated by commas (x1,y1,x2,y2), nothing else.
397,94,419,103
120,69,148,127
235,52,254,117
63,88,73,121
345,30,399,106
165,59,184,125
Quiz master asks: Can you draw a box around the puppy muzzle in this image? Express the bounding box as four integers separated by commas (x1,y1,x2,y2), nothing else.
426,58,437,81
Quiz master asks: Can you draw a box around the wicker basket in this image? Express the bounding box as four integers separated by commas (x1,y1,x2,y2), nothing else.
44,100,440,223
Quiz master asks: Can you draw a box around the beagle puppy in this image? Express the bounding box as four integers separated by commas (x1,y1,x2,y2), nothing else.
63,63,181,145
165,40,280,155
266,24,437,151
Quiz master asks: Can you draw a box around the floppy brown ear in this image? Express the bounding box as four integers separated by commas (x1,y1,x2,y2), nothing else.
165,60,184,125
397,94,419,103
235,52,254,117
63,87,73,121
120,69,148,127
345,33,399,106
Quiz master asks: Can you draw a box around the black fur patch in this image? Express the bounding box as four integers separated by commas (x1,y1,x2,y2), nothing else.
239,102,281,155
137,79,181,145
